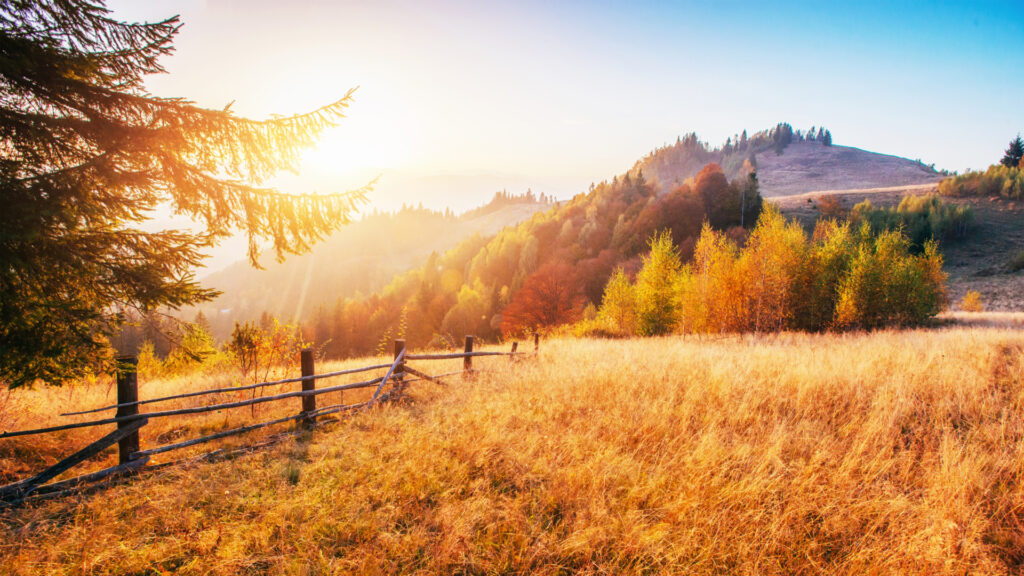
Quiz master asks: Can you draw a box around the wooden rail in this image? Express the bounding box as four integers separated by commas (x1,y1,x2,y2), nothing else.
0,333,539,505
60,362,396,417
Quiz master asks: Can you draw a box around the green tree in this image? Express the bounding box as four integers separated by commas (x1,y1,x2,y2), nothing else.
1002,135,1024,168
0,1,370,387
739,162,762,228
835,227,946,329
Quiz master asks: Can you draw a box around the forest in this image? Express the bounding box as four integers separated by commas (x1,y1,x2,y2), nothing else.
304,160,761,358
129,123,971,368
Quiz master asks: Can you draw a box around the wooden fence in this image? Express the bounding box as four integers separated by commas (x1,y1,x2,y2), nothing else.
0,334,539,506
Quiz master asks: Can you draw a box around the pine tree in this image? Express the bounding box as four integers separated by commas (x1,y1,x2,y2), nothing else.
0,1,370,387
1002,135,1024,168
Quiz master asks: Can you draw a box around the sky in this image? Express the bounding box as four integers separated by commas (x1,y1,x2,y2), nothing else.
107,0,1024,264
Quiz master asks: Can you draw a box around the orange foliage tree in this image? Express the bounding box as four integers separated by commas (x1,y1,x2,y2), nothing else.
500,263,585,336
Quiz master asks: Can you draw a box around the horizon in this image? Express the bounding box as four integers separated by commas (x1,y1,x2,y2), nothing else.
104,0,1024,270
107,1,1023,210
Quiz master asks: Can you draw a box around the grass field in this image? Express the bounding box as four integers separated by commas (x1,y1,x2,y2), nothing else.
2,322,1024,574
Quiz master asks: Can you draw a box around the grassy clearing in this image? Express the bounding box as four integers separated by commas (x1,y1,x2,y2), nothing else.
2,327,1024,574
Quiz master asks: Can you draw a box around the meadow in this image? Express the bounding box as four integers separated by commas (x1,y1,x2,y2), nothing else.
2,319,1024,574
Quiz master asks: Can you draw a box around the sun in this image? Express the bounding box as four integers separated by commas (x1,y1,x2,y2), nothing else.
298,93,420,182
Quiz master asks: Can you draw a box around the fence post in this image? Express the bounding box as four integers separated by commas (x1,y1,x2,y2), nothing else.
300,348,315,428
510,341,518,362
464,335,474,374
115,356,140,465
533,332,539,354
393,339,406,382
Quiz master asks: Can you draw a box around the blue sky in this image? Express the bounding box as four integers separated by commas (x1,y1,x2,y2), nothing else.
109,0,1024,213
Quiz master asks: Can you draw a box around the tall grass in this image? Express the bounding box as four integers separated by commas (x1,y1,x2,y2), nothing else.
0,351,471,486
2,327,1024,574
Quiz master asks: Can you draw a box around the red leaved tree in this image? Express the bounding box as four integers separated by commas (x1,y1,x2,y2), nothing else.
500,263,586,336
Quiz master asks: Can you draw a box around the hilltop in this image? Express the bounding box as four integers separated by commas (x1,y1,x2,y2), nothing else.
755,141,942,196
633,124,941,196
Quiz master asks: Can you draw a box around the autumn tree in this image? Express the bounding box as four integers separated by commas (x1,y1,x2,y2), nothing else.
635,231,681,336
737,206,807,332
500,263,585,336
0,1,370,386
598,268,637,336
695,163,732,228
835,228,946,329
695,163,762,230
615,183,705,257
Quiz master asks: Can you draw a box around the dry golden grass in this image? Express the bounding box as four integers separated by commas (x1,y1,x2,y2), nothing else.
2,327,1024,574
0,352,472,485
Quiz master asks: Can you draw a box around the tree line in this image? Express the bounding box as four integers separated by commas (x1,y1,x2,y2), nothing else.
304,161,764,357
937,135,1024,200
579,206,947,337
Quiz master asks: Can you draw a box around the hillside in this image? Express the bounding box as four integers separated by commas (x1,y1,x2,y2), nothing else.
186,194,552,340
4,327,1024,574
755,141,942,197
303,160,764,358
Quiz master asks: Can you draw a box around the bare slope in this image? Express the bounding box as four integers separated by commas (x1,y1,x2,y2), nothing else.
756,141,942,197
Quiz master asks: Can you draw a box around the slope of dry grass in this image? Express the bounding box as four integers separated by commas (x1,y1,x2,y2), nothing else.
756,142,941,197
2,326,1024,574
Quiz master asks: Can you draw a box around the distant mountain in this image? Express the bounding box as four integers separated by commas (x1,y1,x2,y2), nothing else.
189,191,552,339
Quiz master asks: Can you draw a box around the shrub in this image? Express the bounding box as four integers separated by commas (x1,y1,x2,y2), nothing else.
162,324,219,375
850,194,972,249
1009,251,1024,272
938,165,1024,200
227,318,307,384
959,290,984,312
816,195,846,219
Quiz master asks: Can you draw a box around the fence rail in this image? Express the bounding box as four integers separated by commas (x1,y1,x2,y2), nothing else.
0,334,539,506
